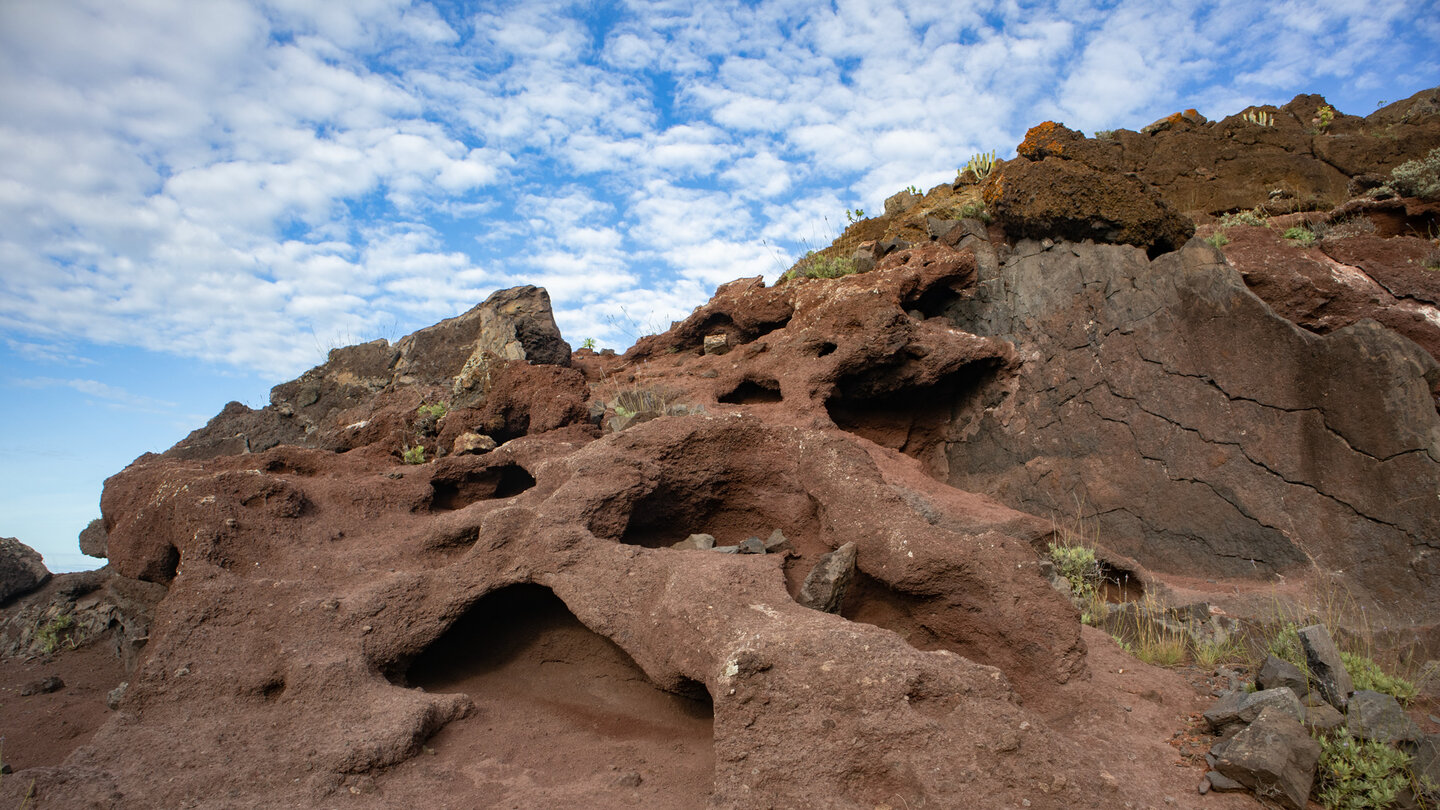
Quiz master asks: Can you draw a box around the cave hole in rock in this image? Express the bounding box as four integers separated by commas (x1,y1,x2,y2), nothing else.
430,462,536,511
826,358,1004,480
691,311,793,353
394,584,714,806
718,377,783,405
1097,560,1144,603
903,280,967,320
605,465,822,554
814,341,837,357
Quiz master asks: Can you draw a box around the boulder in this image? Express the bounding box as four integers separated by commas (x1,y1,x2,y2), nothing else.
451,432,497,456
703,333,730,355
797,541,858,614
1410,734,1440,802
1303,702,1345,733
78,518,108,559
1203,690,1247,732
1238,687,1305,724
671,533,716,551
1256,654,1309,695
1213,706,1321,810
982,155,1193,255
1298,625,1354,711
0,537,50,603
1346,689,1421,743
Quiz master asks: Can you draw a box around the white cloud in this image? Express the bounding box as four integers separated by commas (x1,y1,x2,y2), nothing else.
1,0,1437,387
15,377,177,412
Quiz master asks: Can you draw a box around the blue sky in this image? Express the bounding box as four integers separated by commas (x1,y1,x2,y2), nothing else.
2,0,1438,572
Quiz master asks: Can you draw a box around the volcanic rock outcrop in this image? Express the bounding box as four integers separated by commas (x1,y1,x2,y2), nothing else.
5,89,1440,810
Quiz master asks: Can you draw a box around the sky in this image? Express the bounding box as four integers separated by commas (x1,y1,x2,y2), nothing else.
2,0,1437,573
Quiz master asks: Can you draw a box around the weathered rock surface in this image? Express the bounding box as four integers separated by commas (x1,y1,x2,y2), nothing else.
0,537,50,604
1219,217,1440,378
78,518,108,559
941,236,1440,629
1298,624,1354,711
983,151,1194,255
12,88,1440,809
1212,706,1321,810
1042,87,1440,217
796,541,857,613
1345,689,1422,743
1256,655,1308,696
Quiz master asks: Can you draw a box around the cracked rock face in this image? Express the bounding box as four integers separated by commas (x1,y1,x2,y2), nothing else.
941,235,1440,629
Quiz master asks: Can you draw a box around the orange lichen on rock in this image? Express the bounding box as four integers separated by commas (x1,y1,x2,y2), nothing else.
1017,121,1064,160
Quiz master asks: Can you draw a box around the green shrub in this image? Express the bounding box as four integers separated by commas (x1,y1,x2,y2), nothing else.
1094,129,1115,140
1205,232,1230,249
1316,104,1336,130
417,402,448,420
579,337,596,350
402,445,426,464
1283,226,1318,246
958,201,992,223
1341,651,1418,704
1313,729,1412,810
845,208,866,224
1049,542,1100,600
1384,147,1440,201
36,613,75,655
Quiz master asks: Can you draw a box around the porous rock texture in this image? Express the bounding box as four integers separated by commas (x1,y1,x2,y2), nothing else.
8,90,1440,809
4,254,1268,809
1011,87,1440,217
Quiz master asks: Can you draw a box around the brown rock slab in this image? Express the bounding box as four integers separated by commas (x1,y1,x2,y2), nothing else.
0,537,50,604
797,541,857,613
78,518,108,559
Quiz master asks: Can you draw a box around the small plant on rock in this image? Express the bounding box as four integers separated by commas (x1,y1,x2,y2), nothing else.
1315,104,1336,130
958,201,992,223
579,337,596,350
904,185,920,196
961,150,997,182
1379,147,1440,201
1094,129,1115,140
1205,232,1230,249
1341,651,1418,704
1283,225,1318,246
1242,109,1275,127
1313,729,1413,810
1219,207,1268,227
401,444,426,465
36,613,75,655
782,251,858,282
845,208,866,224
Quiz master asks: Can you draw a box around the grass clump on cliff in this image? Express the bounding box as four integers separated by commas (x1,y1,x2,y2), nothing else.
401,444,426,464
781,251,858,282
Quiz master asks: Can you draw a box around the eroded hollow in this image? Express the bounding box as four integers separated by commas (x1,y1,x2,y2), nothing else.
718,377,782,405
430,462,536,511
396,584,714,806
610,475,820,551
826,358,1004,480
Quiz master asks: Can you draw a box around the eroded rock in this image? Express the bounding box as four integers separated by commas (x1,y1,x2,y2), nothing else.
0,537,50,604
